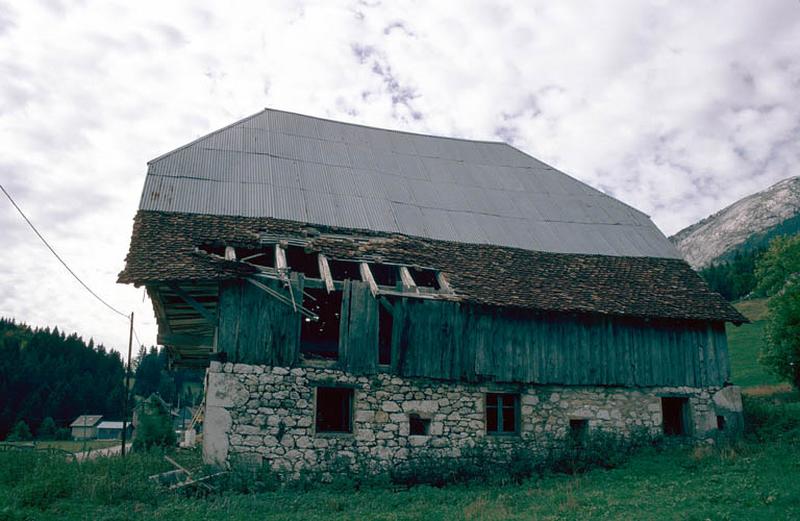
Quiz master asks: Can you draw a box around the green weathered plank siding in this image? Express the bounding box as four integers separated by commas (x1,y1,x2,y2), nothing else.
341,281,379,374
217,278,301,365
218,278,732,387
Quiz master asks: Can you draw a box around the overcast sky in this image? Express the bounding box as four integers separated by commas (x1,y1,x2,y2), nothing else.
1,0,798,356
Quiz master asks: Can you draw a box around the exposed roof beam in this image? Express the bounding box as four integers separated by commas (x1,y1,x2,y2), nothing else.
399,266,417,290
224,246,236,260
275,244,287,270
317,254,335,293
360,262,379,297
437,272,454,294
147,286,173,335
169,283,216,325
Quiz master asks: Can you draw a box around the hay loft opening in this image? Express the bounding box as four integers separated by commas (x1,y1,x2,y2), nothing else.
300,288,342,359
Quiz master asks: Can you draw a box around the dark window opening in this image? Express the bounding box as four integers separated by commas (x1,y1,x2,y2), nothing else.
717,415,726,431
315,387,353,433
409,414,430,435
300,288,342,359
486,393,519,435
569,419,589,440
662,397,689,436
410,268,440,289
286,245,320,278
235,246,275,267
369,263,398,287
328,259,361,281
378,303,393,365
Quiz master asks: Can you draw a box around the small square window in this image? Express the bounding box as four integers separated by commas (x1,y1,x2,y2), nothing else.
409,414,430,435
486,393,519,435
315,387,353,433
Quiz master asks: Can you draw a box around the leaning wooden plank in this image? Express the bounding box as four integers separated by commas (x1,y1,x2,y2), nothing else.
275,244,288,270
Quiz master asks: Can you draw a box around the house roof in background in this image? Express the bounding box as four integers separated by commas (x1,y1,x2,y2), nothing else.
138,108,680,259
119,211,745,323
70,415,103,427
97,421,126,430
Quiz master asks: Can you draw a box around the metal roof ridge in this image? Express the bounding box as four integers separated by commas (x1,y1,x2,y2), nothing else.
147,109,269,165
262,107,510,146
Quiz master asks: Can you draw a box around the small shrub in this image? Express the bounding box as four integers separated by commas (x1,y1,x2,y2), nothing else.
6,421,32,442
742,393,800,441
37,417,57,440
133,395,177,451
54,427,71,441
218,456,280,494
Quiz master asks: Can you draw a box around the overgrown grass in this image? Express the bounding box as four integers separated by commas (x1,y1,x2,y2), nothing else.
2,397,800,520
727,298,785,389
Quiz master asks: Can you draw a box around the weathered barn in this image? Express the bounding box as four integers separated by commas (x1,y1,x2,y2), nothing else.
119,109,746,471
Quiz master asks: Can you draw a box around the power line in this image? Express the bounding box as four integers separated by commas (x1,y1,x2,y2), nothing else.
1,183,131,319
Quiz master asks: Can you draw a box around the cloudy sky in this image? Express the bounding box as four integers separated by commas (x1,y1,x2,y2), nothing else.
1,0,798,356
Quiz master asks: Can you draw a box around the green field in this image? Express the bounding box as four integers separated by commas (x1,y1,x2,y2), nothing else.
1,433,798,520
726,298,786,391
0,439,119,454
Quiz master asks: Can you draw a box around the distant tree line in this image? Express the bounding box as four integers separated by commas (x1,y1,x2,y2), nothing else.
0,320,204,441
0,319,126,440
698,248,763,301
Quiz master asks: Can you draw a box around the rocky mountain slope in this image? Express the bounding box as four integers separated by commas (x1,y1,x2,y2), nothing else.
670,176,800,269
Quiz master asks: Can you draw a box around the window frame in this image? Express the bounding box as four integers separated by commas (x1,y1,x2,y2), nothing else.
313,386,354,435
485,392,520,436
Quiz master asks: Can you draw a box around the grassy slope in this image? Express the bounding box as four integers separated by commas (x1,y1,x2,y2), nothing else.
1,441,798,521
726,298,784,389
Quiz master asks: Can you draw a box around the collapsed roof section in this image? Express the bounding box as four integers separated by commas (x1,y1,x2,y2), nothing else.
119,210,745,325
139,108,681,259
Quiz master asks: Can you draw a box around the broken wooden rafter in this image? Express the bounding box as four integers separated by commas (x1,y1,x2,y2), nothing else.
169,283,217,325
245,277,318,320
224,246,236,260
437,272,454,294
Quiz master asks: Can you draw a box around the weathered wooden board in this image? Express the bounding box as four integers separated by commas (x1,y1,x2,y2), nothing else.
218,277,731,387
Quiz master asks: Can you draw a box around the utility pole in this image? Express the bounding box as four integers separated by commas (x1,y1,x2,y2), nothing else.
121,312,134,457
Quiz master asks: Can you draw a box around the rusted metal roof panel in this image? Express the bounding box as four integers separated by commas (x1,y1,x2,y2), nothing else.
140,108,681,258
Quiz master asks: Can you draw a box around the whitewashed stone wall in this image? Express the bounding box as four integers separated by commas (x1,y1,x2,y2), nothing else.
203,361,740,471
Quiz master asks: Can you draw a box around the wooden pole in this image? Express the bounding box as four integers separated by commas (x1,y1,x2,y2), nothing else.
121,312,134,457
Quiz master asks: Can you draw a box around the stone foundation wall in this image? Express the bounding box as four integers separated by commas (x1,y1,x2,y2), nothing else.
203,362,743,472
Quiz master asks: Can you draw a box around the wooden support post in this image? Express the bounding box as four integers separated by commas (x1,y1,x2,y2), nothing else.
360,262,379,297
224,246,236,260
399,266,417,290
121,312,133,458
318,254,335,293
169,284,216,325
378,296,394,315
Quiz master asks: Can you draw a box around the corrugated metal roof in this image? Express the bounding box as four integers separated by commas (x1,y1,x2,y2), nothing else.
140,108,680,258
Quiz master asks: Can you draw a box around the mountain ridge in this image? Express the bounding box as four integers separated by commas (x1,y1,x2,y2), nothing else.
670,176,800,269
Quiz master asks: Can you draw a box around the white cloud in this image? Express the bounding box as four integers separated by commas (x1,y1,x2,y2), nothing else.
0,0,798,354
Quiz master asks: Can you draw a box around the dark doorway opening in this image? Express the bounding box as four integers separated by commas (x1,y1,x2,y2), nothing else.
661,397,689,436
315,387,353,433
717,415,726,430
378,303,393,365
569,419,589,440
300,288,342,359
